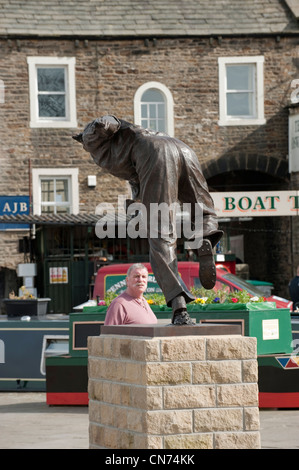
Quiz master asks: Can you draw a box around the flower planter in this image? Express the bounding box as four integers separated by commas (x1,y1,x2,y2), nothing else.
82,301,292,356
187,302,292,355
3,298,51,317
150,301,277,312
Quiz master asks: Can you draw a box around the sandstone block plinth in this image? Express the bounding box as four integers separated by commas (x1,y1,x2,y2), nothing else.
88,329,260,449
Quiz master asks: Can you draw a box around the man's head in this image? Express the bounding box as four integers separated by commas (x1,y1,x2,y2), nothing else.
126,263,148,298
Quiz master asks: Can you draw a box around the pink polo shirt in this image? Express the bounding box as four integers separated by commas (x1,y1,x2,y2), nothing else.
104,292,158,325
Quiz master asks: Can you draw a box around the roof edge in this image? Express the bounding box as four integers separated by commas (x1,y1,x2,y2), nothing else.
1,31,299,41
285,0,299,20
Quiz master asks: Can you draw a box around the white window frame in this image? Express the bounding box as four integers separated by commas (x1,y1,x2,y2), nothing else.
27,56,77,128
134,82,174,136
218,56,265,126
32,168,79,215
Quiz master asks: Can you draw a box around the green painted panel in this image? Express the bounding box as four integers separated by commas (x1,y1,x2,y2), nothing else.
76,304,293,356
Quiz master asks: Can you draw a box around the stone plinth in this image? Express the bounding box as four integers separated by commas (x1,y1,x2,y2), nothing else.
88,325,260,449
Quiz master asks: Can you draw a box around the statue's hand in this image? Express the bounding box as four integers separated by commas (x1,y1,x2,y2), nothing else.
72,133,83,143
129,180,140,199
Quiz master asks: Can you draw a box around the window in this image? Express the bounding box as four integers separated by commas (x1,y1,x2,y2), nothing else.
32,168,79,215
0,79,4,104
27,57,77,128
141,89,166,132
218,56,265,126
41,177,71,214
134,82,174,136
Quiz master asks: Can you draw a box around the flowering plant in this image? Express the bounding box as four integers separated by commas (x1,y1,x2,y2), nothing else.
144,287,266,306
103,291,117,306
144,293,167,306
190,287,265,305
104,287,266,306
9,286,36,300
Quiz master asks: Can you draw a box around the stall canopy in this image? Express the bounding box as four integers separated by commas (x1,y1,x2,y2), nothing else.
0,212,128,226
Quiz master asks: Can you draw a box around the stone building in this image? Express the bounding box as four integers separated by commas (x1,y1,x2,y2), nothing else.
0,0,298,312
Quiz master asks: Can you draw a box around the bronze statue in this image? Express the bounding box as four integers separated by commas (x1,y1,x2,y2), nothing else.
73,115,223,325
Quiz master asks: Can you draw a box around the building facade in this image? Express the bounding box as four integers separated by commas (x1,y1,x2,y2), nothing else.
0,0,299,310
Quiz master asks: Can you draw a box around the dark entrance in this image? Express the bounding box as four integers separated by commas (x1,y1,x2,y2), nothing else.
207,170,292,299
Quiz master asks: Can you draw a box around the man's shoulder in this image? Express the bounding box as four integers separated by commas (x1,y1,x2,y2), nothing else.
110,292,131,306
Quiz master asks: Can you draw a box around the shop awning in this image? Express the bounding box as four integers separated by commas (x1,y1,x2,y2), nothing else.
0,212,129,226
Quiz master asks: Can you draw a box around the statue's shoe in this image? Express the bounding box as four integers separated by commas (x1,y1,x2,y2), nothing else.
198,239,216,290
172,309,195,325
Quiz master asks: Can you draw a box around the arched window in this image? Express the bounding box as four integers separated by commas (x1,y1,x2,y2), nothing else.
134,82,174,136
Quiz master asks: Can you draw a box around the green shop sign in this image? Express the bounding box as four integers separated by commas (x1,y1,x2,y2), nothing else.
211,191,299,217
104,274,162,295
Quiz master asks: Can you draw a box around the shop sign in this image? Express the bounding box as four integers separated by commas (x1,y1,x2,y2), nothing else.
0,339,4,364
263,319,279,340
0,195,30,230
49,267,69,284
105,274,162,295
211,191,299,217
289,113,299,173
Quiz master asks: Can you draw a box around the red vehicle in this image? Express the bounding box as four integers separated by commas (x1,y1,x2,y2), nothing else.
93,261,292,310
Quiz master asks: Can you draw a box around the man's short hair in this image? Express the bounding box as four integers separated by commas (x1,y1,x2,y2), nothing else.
126,263,148,277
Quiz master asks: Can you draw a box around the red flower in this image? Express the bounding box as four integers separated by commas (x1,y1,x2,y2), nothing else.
231,297,238,303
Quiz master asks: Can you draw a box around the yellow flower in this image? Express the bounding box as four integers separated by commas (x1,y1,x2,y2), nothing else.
194,297,206,304
146,299,154,304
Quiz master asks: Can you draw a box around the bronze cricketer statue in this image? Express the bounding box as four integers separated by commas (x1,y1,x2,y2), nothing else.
73,115,223,325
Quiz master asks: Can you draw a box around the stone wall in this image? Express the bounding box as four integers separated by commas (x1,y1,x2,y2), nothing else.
0,34,296,291
0,35,295,183
88,333,260,449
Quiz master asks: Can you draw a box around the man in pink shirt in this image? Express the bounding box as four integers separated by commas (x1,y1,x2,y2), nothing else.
104,264,158,325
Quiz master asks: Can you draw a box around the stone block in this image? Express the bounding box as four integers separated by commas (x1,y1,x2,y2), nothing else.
194,408,243,432
244,407,260,431
127,408,145,432
102,426,119,448
145,362,191,385
124,361,145,384
133,434,163,449
164,384,216,409
88,357,103,380
217,383,259,407
206,336,257,360
88,399,101,423
192,360,242,384
165,434,213,449
161,336,206,361
242,359,258,382
131,386,163,410
88,336,103,357
89,423,104,449
214,431,261,449
145,410,193,435
99,402,114,427
131,338,161,361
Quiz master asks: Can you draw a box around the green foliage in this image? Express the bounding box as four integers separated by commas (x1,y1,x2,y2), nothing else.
104,286,266,306
144,293,167,305
104,291,118,306
190,286,264,304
